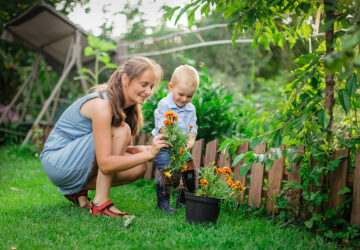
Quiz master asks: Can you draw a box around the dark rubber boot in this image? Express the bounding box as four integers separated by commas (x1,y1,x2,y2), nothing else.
176,169,196,208
156,184,176,215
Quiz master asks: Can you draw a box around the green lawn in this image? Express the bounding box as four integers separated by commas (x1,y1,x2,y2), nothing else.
0,146,343,249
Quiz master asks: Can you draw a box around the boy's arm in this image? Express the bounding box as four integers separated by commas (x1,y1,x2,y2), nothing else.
186,132,196,149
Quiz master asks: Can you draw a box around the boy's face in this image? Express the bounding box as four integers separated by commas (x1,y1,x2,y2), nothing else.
169,81,197,108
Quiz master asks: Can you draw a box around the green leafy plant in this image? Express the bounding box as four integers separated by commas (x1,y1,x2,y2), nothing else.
197,162,244,200
75,35,117,86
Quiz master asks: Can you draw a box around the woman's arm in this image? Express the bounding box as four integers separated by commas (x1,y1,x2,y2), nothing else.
87,98,167,174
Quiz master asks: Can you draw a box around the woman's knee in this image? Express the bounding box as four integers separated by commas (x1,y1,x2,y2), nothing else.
111,122,131,140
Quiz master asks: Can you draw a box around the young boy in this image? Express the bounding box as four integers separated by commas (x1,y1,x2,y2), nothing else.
152,65,199,215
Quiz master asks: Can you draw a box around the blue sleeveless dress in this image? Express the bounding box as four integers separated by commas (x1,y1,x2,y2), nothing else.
40,92,109,195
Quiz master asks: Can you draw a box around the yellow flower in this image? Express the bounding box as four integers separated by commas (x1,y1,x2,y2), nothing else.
236,181,244,192
164,172,172,179
216,168,224,175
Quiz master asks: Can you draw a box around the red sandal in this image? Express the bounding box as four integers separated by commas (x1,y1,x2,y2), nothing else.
89,200,130,218
64,190,91,208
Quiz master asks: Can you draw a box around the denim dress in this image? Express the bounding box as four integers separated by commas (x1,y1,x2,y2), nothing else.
40,92,109,195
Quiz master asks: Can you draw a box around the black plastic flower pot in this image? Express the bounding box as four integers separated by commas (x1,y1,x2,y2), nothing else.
185,192,220,224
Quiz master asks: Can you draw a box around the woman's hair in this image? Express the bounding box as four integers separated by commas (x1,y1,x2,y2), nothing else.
95,56,163,136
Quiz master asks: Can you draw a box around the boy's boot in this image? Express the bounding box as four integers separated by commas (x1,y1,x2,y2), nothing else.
156,184,176,215
176,169,196,208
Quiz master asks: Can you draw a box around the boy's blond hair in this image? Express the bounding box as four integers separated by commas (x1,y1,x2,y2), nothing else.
170,65,199,89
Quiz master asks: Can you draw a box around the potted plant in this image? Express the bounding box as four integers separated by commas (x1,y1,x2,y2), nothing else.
158,111,192,188
186,162,245,224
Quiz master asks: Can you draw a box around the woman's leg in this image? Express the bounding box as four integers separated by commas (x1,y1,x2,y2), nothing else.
84,123,147,211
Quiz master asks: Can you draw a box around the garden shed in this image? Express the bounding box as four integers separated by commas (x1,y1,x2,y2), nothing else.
0,1,91,145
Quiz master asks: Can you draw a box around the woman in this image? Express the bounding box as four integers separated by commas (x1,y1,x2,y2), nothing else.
40,57,169,218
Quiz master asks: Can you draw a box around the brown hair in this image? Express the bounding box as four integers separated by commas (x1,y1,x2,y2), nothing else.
170,65,199,89
96,57,162,136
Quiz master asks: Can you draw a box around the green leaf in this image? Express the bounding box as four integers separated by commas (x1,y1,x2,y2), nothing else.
305,219,313,229
84,46,96,56
338,89,351,114
200,3,210,17
321,17,335,33
162,6,180,20
87,35,100,48
338,186,351,195
240,161,253,176
187,5,200,28
273,130,282,147
175,2,197,25
345,74,358,96
317,109,329,129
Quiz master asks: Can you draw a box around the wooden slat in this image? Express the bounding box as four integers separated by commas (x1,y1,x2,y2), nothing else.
138,133,147,145
248,143,267,208
351,154,360,226
191,139,204,189
288,145,305,185
265,145,286,213
328,149,349,209
204,139,218,166
218,148,231,168
144,136,154,180
233,141,250,203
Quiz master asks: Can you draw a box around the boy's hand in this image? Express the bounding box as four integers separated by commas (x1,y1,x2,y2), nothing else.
186,137,195,150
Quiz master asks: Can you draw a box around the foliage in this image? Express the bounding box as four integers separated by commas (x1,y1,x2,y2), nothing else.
167,0,360,243
197,162,244,200
76,35,117,86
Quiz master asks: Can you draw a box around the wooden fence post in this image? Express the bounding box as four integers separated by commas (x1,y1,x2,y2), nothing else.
204,139,218,166
248,143,267,208
218,147,231,167
351,154,360,226
138,133,147,145
234,141,250,204
328,149,349,210
191,139,204,189
144,135,154,180
265,145,286,213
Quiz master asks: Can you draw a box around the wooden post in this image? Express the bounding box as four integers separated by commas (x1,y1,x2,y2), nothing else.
191,138,204,189
218,147,231,168
328,149,349,209
249,143,267,208
204,139,218,166
234,141,250,203
138,133,147,145
265,145,286,213
351,154,360,226
144,135,154,180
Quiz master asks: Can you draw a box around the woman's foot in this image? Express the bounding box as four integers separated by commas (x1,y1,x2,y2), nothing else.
90,200,134,218
64,190,91,208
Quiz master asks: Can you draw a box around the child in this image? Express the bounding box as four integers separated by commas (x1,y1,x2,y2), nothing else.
40,57,170,218
152,65,199,214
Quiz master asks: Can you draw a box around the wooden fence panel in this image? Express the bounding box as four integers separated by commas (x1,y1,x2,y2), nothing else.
288,146,305,185
138,133,147,145
191,139,204,189
218,148,231,168
248,143,267,208
234,141,250,203
328,149,349,209
144,136,154,180
204,139,218,166
351,154,360,226
265,145,285,213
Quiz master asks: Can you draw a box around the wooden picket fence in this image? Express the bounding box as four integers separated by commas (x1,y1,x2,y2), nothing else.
135,133,360,227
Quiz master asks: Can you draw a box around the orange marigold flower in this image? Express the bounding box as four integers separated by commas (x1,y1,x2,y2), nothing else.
225,174,232,181
169,121,175,125
236,181,244,191
164,172,172,179
164,110,174,118
180,147,184,154
200,179,208,187
181,165,188,172
216,168,224,175
189,125,193,129
223,167,232,175
226,179,234,187
173,115,179,121
164,119,171,126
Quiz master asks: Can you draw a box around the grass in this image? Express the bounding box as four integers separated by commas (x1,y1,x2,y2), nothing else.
0,145,344,249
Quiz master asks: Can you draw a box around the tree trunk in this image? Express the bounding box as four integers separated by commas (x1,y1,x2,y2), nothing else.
324,0,336,142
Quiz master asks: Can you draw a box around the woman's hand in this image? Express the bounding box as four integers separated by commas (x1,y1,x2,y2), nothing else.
149,134,170,157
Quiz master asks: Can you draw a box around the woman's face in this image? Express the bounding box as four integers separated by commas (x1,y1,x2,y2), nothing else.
124,68,156,107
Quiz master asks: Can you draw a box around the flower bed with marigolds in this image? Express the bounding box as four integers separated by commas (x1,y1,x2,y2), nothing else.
158,110,192,188
197,162,244,200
